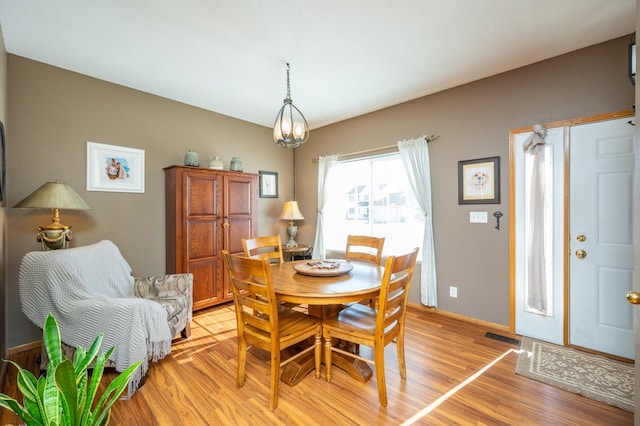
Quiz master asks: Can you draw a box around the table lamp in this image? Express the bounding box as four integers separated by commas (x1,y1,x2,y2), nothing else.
13,180,90,250
279,200,304,247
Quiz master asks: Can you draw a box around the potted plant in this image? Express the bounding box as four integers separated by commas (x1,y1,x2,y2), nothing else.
0,313,141,425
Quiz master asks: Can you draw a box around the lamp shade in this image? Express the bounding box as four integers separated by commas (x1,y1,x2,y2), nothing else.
14,181,90,210
279,200,304,221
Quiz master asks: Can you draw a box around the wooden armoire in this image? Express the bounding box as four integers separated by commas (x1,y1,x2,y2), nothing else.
164,165,258,310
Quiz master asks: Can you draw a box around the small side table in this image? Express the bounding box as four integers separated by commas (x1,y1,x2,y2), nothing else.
282,245,311,262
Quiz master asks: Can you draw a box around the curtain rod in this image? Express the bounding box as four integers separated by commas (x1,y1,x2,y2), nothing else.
312,134,438,162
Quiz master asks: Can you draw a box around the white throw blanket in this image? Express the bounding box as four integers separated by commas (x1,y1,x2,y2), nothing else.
18,240,172,398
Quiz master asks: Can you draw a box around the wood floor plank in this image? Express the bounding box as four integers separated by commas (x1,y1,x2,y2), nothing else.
1,303,633,425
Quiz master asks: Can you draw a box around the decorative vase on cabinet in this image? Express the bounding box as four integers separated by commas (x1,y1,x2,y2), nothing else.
164,165,258,310
184,150,199,167
208,156,223,170
230,157,243,172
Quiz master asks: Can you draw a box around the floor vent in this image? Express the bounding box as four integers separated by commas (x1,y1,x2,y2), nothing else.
485,332,521,346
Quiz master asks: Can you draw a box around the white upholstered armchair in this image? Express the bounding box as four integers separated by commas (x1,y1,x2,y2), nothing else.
18,240,193,397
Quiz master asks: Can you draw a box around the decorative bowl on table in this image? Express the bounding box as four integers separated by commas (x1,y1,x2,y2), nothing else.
293,260,353,277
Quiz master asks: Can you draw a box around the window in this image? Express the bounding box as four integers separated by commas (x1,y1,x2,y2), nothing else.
324,153,424,256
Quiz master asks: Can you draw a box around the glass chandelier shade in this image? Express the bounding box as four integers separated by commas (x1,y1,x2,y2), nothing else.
273,63,309,148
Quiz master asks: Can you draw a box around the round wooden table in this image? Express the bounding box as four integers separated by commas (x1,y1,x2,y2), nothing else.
272,260,383,306
270,260,384,386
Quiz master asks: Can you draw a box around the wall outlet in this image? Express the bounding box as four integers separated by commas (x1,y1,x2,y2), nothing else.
449,286,458,298
470,211,488,223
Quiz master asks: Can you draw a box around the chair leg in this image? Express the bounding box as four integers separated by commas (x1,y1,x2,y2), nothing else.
397,330,407,379
269,351,281,411
180,322,191,339
374,343,388,406
237,338,247,388
323,330,333,382
314,330,322,379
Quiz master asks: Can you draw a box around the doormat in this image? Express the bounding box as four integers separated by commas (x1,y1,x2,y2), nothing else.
515,337,634,412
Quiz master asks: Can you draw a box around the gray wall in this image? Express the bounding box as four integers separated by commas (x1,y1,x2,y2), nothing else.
3,35,635,348
6,57,295,347
294,36,635,326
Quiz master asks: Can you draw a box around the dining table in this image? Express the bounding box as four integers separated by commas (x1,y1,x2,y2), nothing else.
270,259,384,386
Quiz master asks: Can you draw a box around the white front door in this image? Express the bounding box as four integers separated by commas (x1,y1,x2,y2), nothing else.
569,118,635,359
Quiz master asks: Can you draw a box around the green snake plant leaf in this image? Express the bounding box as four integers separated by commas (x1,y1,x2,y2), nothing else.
79,350,108,424
39,371,61,426
0,393,43,426
12,360,37,401
73,333,103,378
55,359,78,426
0,314,143,426
75,369,89,422
42,313,63,368
89,360,141,426
13,361,48,425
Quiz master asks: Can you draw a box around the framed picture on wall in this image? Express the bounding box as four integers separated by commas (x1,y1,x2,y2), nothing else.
259,170,278,198
86,142,145,193
458,156,500,204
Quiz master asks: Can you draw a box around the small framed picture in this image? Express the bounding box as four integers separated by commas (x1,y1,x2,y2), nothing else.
86,142,145,193
458,156,500,204
259,170,278,198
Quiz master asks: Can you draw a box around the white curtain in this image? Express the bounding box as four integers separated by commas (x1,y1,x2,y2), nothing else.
312,155,338,259
523,124,547,313
397,137,437,307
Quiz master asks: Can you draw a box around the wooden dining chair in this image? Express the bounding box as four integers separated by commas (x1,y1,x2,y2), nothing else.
345,235,385,307
242,235,285,264
322,247,419,406
243,235,306,311
345,235,385,265
222,250,322,411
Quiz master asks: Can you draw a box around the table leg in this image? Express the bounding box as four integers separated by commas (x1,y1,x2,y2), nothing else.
281,347,372,386
280,304,373,386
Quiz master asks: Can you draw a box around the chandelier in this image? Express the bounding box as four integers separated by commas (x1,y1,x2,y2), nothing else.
273,63,309,148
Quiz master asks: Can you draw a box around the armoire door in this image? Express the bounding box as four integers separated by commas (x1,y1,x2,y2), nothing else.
223,173,258,299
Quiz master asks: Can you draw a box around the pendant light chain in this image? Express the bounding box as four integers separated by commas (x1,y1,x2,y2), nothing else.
285,63,291,101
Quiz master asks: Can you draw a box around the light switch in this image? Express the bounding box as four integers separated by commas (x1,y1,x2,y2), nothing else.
470,211,488,223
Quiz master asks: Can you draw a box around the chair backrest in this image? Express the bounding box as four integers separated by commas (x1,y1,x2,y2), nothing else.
345,235,385,265
222,251,279,348
242,235,284,265
376,247,419,336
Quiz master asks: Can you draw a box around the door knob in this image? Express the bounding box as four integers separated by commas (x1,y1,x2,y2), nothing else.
575,249,587,259
626,291,640,305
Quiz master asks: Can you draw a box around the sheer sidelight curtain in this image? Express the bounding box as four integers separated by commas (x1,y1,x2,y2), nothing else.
312,155,338,259
522,124,548,313
397,136,437,307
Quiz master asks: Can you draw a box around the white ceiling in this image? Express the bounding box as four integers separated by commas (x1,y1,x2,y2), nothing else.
0,1,636,129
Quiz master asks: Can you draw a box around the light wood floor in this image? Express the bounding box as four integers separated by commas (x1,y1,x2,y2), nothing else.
2,304,633,425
